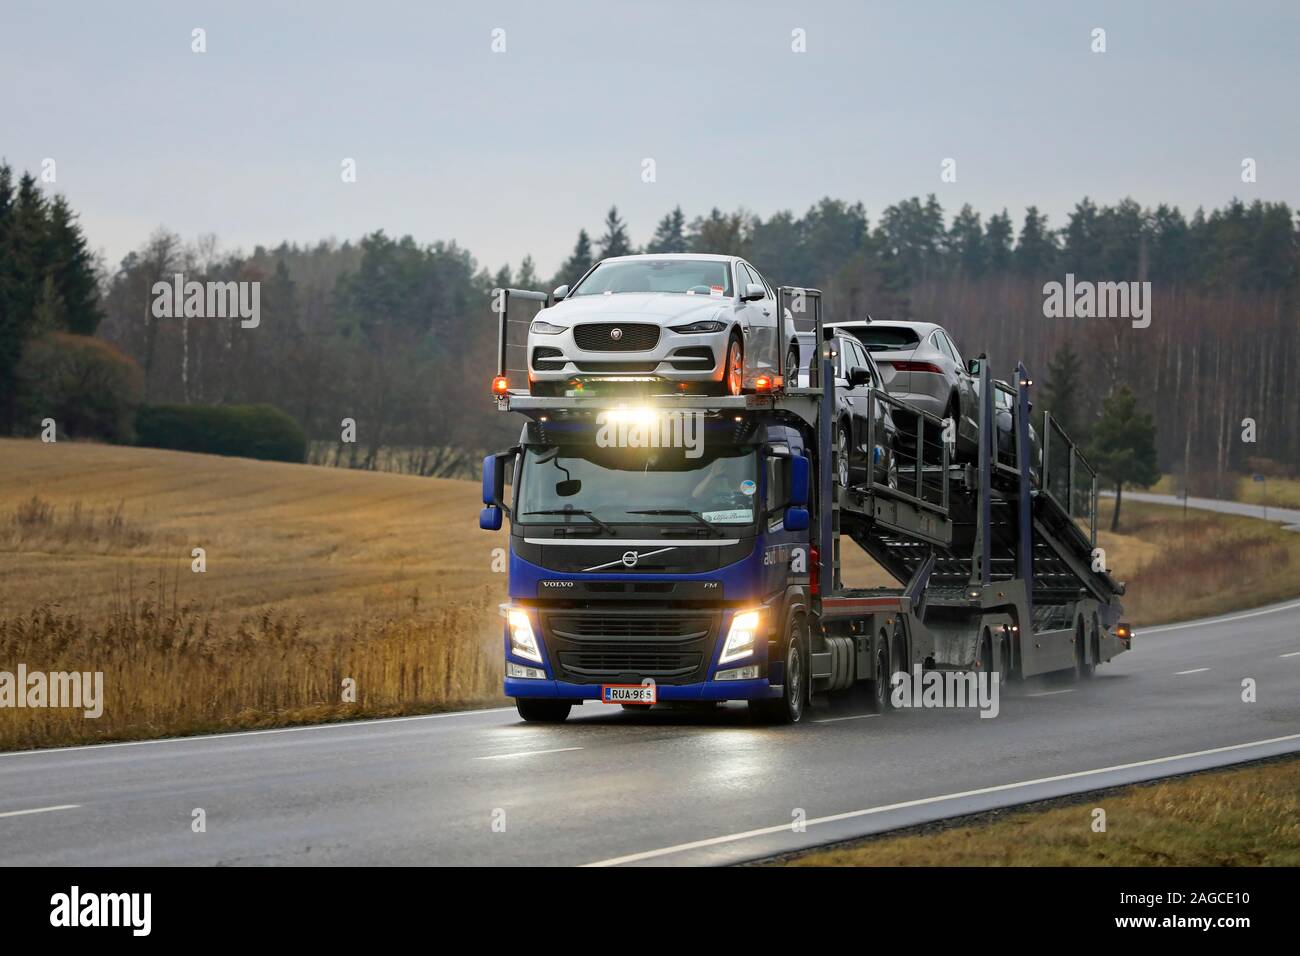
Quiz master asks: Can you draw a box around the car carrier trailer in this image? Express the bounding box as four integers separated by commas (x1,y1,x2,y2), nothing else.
481,285,1130,722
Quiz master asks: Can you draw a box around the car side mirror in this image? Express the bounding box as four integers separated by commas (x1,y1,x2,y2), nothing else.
741,282,765,302
967,358,981,375
849,367,872,388
552,284,569,301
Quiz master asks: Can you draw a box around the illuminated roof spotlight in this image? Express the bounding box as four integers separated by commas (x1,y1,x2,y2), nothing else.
491,375,510,396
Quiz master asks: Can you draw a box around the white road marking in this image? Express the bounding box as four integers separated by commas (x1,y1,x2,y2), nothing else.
1139,599,1300,635
0,804,80,819
812,713,880,723
1026,689,1074,698
0,707,516,759
582,732,1300,867
1175,668,1211,675
476,747,583,761
1280,652,1300,659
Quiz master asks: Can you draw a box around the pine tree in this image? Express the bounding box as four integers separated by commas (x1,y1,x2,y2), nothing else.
646,206,687,253
985,209,1014,273
1089,386,1160,531
46,195,103,335
597,206,633,259
1014,206,1057,277
554,229,594,288
516,255,539,290
1040,339,1087,443
948,204,986,278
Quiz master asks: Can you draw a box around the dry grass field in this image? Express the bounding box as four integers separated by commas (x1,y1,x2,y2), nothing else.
0,437,1296,750
0,437,507,749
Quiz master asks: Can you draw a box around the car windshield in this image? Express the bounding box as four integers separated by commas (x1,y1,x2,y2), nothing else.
518,444,758,526
571,259,734,297
844,326,921,351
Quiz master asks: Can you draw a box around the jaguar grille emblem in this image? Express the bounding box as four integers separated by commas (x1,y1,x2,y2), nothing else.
610,328,623,341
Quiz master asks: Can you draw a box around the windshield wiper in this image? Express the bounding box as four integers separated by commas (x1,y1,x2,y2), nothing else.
627,509,726,537
522,509,615,535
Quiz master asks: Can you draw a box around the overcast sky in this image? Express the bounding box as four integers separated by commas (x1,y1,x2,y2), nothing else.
3,0,1296,277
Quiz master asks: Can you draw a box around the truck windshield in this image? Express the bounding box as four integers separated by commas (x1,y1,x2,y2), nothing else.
518,445,758,527
571,259,734,297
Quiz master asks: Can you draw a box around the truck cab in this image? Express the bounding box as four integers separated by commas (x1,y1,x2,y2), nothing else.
482,407,815,722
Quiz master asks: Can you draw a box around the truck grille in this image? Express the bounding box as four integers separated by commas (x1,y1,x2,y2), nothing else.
573,323,660,352
541,610,717,684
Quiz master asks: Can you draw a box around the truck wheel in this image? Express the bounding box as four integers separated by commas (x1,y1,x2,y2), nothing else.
725,334,744,396
750,616,807,724
868,641,892,713
515,698,572,723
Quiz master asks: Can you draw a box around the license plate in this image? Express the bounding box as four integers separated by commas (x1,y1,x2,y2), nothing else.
602,684,656,705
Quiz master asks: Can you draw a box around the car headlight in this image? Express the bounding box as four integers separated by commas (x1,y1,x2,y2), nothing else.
508,609,543,663
670,320,726,334
530,320,567,335
719,609,762,664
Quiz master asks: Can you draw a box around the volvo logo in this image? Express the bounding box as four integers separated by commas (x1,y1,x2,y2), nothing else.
621,550,638,567
610,327,623,341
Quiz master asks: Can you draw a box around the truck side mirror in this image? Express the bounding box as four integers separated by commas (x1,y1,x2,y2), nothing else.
552,284,569,301
783,506,810,532
480,449,517,530
788,454,810,506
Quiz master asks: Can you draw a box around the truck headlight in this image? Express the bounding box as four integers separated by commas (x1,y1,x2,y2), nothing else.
670,320,726,334
508,609,544,663
530,320,566,335
719,609,761,664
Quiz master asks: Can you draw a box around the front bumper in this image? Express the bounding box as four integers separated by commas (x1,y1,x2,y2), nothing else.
528,326,727,383
506,676,780,701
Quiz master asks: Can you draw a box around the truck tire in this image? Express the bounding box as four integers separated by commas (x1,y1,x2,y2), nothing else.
750,616,807,724
867,639,892,713
515,698,572,723
1077,618,1096,679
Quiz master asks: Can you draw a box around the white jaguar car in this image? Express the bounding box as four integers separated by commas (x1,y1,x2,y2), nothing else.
526,254,797,396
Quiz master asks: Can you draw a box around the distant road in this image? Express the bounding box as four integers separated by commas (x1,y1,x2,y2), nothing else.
3,600,1299,867
1106,490,1300,531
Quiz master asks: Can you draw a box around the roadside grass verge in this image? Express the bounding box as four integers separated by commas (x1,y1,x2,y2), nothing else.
777,756,1300,866
1097,500,1296,624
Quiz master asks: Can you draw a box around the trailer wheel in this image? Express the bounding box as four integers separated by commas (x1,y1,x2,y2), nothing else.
750,616,807,724
1073,618,1094,680
1078,617,1096,679
979,628,995,677
515,698,572,723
